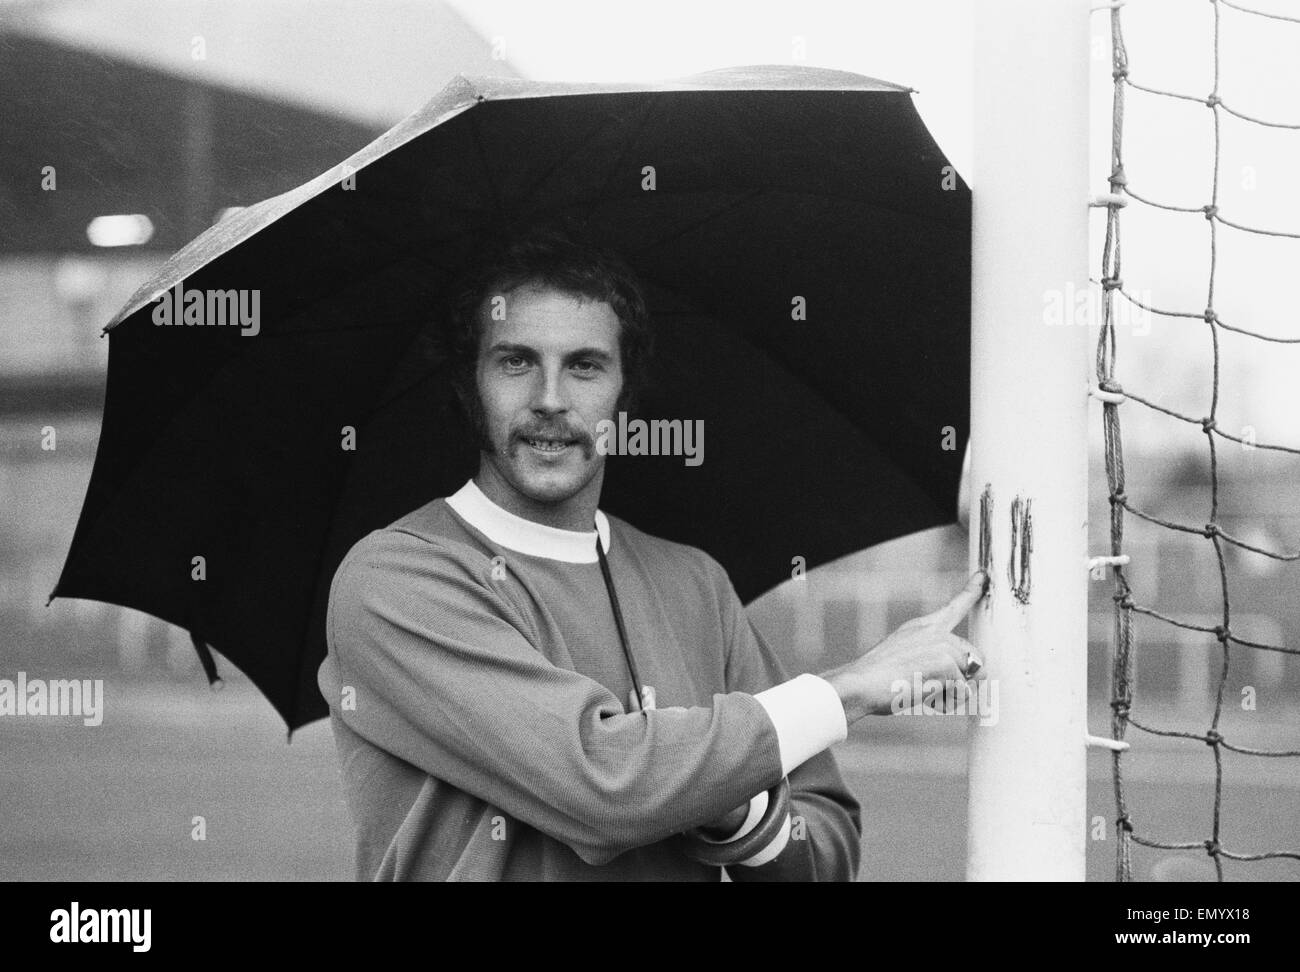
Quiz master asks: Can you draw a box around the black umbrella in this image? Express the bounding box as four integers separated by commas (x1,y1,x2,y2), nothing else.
51,65,970,732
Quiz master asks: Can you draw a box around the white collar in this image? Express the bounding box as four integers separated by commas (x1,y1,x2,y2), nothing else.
445,478,611,564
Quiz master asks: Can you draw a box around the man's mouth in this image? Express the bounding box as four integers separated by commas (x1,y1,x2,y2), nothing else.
520,436,580,455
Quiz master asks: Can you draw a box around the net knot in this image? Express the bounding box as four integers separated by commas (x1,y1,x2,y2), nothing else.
1213,624,1230,642
1111,698,1132,716
1204,839,1221,857
1205,93,1221,108
1109,167,1128,187
1101,276,1123,291
1100,378,1124,394
1203,307,1217,323
1201,417,1217,433
1116,814,1134,833
1113,592,1135,609
1112,65,1129,81
1108,490,1127,506
1204,729,1223,746
1203,203,1219,219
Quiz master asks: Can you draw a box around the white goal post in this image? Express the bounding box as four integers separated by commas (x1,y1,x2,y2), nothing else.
965,0,1094,881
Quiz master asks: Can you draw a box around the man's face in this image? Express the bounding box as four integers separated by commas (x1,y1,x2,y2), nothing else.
473,283,624,506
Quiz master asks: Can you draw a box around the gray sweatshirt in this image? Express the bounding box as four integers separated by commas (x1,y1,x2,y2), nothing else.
317,479,860,880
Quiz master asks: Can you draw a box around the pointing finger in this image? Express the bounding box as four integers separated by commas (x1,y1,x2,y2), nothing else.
926,570,990,632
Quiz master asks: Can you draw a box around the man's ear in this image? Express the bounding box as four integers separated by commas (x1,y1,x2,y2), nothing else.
451,372,493,452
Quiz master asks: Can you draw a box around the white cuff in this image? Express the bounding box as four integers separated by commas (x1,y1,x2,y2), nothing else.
754,673,849,776
735,812,792,867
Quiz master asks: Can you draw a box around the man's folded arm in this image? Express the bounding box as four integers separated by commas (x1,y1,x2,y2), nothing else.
705,555,863,882
320,529,842,867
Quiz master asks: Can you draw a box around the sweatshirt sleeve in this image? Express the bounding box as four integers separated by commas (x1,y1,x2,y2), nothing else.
712,561,863,882
321,528,787,867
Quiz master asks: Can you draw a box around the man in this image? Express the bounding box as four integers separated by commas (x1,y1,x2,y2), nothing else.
317,227,987,881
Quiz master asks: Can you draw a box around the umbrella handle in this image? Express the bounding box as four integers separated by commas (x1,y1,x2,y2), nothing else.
677,777,791,868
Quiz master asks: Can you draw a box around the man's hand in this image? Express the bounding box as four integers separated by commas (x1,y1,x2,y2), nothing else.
693,570,988,839
820,570,989,724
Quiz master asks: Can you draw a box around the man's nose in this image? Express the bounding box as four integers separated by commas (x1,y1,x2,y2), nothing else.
530,366,569,415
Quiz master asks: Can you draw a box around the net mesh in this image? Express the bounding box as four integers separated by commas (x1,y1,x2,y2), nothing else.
1100,0,1300,881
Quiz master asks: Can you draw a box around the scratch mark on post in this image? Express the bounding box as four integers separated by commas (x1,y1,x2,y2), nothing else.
978,484,994,589
1008,496,1033,604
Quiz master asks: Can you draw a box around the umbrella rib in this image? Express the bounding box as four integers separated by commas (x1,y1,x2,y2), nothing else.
624,188,768,261
460,91,666,230
468,105,507,225
579,93,668,222
355,351,447,421
510,107,649,211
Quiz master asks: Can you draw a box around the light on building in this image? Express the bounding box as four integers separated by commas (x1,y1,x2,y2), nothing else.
86,214,155,247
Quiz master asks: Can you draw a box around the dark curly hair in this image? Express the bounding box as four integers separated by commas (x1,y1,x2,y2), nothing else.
442,222,655,448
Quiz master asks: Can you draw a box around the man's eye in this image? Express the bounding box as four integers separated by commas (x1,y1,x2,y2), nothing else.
571,359,599,374
502,355,528,369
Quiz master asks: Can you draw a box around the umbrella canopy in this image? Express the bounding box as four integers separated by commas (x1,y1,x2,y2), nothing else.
52,65,971,731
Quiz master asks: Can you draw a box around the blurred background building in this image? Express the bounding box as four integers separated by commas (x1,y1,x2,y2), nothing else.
0,0,518,676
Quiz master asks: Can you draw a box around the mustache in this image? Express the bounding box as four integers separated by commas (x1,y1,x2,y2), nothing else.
513,424,591,446
510,423,596,459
